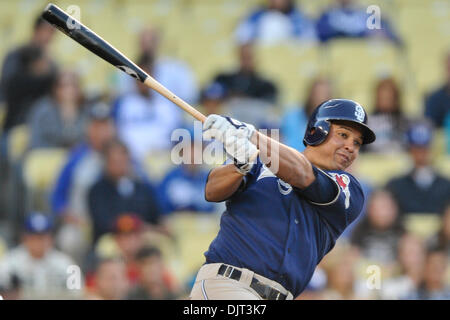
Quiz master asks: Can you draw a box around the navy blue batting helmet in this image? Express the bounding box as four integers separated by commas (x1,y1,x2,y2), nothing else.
303,99,376,146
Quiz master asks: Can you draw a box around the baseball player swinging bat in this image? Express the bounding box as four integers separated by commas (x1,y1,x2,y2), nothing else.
42,3,206,122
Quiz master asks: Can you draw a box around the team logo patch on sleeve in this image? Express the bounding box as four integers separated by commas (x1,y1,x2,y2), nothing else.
330,173,351,209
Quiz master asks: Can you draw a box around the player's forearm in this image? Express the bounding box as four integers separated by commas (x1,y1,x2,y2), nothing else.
251,131,315,189
205,164,245,202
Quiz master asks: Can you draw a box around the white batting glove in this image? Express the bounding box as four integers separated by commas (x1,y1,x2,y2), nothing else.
223,131,258,175
203,115,258,175
202,114,255,143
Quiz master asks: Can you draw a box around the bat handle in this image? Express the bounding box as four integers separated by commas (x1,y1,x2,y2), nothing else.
143,76,206,123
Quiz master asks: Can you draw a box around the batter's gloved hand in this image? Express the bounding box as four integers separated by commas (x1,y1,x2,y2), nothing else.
202,114,255,142
223,131,258,175
203,115,258,175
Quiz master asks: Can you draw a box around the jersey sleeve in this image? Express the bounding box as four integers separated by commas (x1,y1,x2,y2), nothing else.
297,168,365,237
314,170,365,237
294,166,340,205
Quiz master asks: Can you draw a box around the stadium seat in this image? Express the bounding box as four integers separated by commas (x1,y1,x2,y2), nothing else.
95,233,121,258
22,148,67,191
143,150,176,183
7,125,29,164
164,212,220,284
21,148,67,212
324,39,404,114
398,2,450,103
355,152,412,187
0,235,6,259
255,44,322,105
403,213,442,239
434,155,450,179
431,128,446,159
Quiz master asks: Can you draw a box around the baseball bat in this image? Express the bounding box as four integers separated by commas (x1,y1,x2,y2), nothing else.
41,3,206,122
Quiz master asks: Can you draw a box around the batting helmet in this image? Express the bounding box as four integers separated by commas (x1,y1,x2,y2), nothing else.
303,99,376,146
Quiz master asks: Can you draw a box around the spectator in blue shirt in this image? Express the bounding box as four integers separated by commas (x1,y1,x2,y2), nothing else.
385,120,450,215
425,51,450,128
50,102,116,264
87,139,166,244
234,0,317,46
159,140,218,215
112,54,184,162
316,0,401,45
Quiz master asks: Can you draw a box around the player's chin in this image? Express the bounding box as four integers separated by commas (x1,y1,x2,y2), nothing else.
334,157,352,171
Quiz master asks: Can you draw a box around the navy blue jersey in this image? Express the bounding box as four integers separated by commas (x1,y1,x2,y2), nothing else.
204,158,364,297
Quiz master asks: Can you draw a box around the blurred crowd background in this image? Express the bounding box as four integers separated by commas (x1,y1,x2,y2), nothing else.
0,0,449,300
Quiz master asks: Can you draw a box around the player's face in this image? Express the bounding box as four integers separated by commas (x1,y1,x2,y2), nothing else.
318,122,364,171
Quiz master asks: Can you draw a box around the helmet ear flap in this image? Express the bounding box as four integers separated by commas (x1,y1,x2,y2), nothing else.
303,120,331,146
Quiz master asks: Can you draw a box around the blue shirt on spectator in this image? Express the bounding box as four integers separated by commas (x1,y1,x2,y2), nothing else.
88,174,162,243
159,165,216,214
316,5,401,44
425,85,450,128
280,107,309,152
235,4,317,45
51,142,155,216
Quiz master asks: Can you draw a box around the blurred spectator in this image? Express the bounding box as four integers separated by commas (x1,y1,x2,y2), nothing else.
213,43,278,104
320,246,363,299
0,273,22,300
234,0,317,46
87,139,165,244
27,70,87,149
380,233,426,299
85,257,129,300
316,0,401,44
405,247,450,299
89,214,147,287
0,213,78,299
114,26,197,104
0,16,57,134
113,54,183,161
0,233,6,258
427,203,450,258
50,102,115,264
280,77,333,152
126,246,178,300
322,260,355,299
445,112,450,154
211,43,279,128
200,81,226,116
365,78,409,153
159,141,217,214
339,161,374,240
424,51,450,128
385,120,450,215
350,189,405,268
